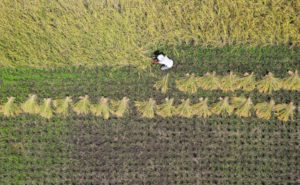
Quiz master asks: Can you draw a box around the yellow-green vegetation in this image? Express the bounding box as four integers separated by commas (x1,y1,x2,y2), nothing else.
176,73,198,94
0,94,298,122
0,97,21,117
176,99,193,118
156,98,176,118
39,98,53,119
21,94,39,114
197,71,220,90
219,71,239,92
73,95,91,115
256,72,281,94
282,70,300,90
91,97,110,119
254,99,275,120
53,96,73,116
211,97,234,116
110,97,130,118
237,72,256,92
1,0,299,68
192,97,211,118
154,74,169,94
232,97,253,118
135,98,156,118
274,102,296,121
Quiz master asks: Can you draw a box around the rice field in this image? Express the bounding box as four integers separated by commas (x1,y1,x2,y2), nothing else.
1,46,299,184
1,0,300,184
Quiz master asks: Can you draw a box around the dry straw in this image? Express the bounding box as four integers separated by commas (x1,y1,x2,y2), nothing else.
192,97,211,118
154,73,169,94
237,72,256,92
73,95,91,115
135,98,156,118
274,102,296,121
39,98,53,119
232,97,253,117
256,72,281,94
254,99,275,120
197,71,220,90
176,73,198,94
91,97,110,119
176,99,193,118
53,96,72,116
156,97,176,118
21,94,39,114
282,70,300,91
219,71,239,92
110,97,130,118
0,97,21,117
211,97,234,116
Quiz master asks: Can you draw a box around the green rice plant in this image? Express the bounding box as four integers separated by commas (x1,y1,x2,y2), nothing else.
176,99,193,118
110,97,130,118
156,97,176,118
53,96,72,116
73,95,91,115
197,71,220,90
237,72,256,92
211,97,233,116
91,97,110,119
176,73,198,94
256,72,281,94
282,70,300,90
219,71,240,92
21,94,39,114
192,97,211,118
154,73,169,93
135,98,156,118
39,98,53,119
254,99,275,120
274,102,296,121
0,97,21,117
232,97,253,117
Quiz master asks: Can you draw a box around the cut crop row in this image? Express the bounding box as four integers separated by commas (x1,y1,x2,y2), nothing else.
0,95,299,121
154,71,300,94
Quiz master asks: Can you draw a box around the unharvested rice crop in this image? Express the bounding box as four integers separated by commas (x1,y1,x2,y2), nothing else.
0,0,299,68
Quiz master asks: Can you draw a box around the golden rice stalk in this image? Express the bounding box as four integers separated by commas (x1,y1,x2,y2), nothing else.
0,97,21,117
254,99,275,120
135,98,156,118
156,97,176,118
39,98,53,119
53,96,72,116
256,72,281,94
73,95,91,115
176,99,193,118
219,71,240,92
211,97,234,116
176,73,198,94
237,72,256,92
21,94,39,114
282,70,300,90
274,102,296,121
91,96,110,119
232,97,253,117
154,73,169,93
197,71,220,90
110,97,129,118
192,97,211,118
